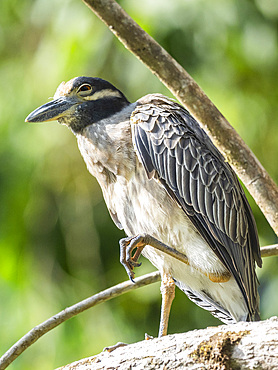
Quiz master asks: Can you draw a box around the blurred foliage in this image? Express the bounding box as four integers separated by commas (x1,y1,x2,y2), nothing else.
0,0,278,368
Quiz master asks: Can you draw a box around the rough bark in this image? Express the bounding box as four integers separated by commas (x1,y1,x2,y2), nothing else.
57,317,278,370
82,0,278,236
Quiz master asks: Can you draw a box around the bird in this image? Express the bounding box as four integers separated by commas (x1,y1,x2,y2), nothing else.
26,76,262,336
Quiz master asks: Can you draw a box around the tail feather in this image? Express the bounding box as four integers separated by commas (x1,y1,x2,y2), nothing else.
174,279,250,324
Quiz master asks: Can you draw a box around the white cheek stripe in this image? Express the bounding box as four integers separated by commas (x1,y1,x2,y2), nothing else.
84,89,122,101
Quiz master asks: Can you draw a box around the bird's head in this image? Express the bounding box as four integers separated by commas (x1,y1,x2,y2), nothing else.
25,76,130,133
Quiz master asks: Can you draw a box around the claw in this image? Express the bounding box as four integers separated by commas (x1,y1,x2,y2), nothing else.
103,342,127,352
129,274,135,284
122,262,135,282
119,235,146,281
127,266,135,282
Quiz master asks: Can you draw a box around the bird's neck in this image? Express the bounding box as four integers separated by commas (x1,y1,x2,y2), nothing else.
76,103,138,186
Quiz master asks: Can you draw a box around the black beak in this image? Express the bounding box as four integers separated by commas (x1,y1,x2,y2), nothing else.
25,97,76,123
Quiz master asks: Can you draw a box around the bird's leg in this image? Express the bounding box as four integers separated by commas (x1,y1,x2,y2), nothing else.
158,272,175,337
119,234,231,283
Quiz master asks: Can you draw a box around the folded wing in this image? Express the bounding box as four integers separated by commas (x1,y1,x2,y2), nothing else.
131,94,261,320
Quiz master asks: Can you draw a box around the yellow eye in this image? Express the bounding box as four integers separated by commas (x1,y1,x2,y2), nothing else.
77,84,92,94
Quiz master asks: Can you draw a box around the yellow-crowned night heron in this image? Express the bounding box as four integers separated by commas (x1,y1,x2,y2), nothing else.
26,76,262,336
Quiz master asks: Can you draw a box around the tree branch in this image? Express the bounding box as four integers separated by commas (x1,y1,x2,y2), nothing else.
260,243,278,258
0,272,160,370
57,317,278,369
82,0,278,236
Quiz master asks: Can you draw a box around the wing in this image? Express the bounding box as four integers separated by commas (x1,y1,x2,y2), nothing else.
131,94,262,320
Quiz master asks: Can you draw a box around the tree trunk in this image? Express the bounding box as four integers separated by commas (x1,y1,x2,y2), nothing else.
57,316,278,369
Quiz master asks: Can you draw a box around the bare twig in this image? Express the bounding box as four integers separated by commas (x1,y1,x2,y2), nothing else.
0,272,160,370
260,244,278,258
82,0,278,236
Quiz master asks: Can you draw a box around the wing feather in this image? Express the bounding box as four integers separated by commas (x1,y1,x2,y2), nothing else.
131,94,261,320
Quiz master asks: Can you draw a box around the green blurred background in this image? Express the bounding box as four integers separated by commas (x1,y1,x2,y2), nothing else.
1,0,278,368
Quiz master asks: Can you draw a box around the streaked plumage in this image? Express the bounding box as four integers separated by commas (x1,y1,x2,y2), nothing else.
26,76,262,333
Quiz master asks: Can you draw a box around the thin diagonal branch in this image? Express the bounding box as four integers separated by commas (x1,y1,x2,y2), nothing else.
82,0,278,236
0,272,160,370
260,244,278,258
